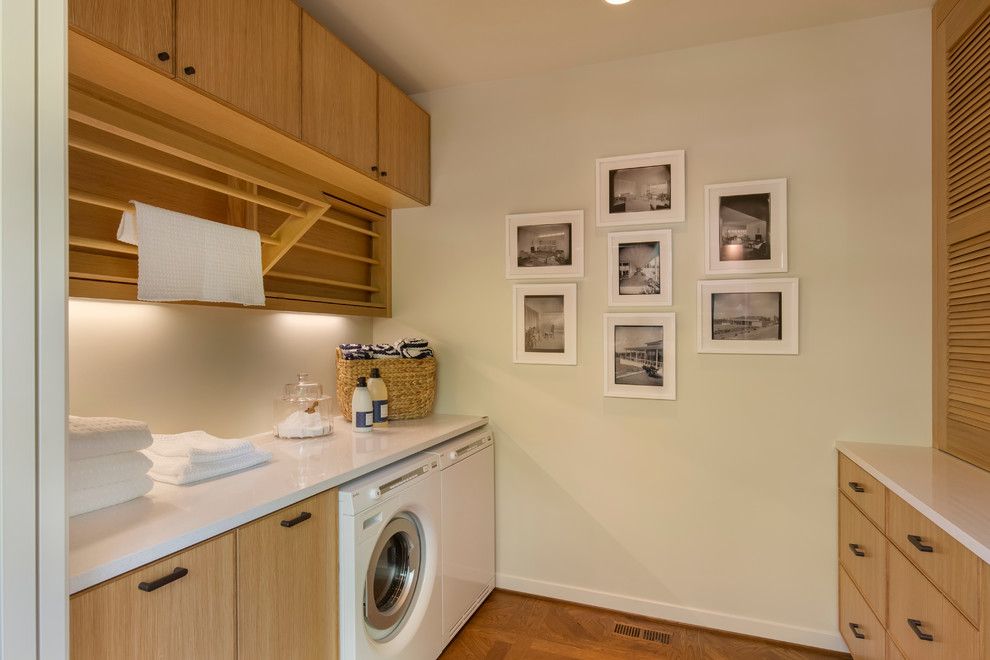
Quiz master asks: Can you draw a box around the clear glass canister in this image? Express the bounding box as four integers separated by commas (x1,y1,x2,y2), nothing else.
274,373,334,438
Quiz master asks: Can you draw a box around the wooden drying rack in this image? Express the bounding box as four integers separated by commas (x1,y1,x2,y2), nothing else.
68,79,391,316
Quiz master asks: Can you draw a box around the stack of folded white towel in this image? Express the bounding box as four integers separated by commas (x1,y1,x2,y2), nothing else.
69,416,154,517
142,431,271,486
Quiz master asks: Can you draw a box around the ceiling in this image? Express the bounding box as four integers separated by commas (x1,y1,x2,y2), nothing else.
296,0,933,94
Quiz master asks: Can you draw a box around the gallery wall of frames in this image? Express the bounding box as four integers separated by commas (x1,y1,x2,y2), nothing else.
506,149,798,400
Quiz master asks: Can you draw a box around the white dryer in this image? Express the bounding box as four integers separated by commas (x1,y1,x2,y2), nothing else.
339,453,442,660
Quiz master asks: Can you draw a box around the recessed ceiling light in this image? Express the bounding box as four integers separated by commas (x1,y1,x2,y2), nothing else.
603,0,632,5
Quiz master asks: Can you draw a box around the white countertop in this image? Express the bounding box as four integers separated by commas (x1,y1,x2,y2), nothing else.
836,441,990,565
70,414,488,594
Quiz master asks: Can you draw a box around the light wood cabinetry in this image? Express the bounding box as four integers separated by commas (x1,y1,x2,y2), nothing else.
70,533,237,660
69,0,175,75
378,74,431,204
175,0,302,137
839,454,886,529
838,494,886,624
237,490,338,660
302,12,378,175
839,567,885,660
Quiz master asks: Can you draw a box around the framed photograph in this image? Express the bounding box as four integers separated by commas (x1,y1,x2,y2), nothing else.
607,230,673,307
596,150,685,227
505,210,584,279
513,283,577,365
604,313,676,399
704,178,787,274
697,278,799,354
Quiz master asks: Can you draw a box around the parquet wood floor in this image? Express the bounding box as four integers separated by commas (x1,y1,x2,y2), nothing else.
439,590,850,659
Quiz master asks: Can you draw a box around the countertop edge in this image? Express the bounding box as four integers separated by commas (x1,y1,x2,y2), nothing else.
70,416,489,594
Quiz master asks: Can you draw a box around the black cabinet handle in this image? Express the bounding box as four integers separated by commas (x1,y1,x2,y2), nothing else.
848,622,866,640
183,65,196,76
371,165,379,172
138,566,188,592
157,51,170,62
908,618,934,641
847,481,865,493
380,171,388,177
907,534,934,553
848,543,866,557
280,511,312,528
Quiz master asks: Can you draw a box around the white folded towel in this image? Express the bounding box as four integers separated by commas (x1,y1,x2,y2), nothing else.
69,452,153,492
144,449,272,486
117,201,265,306
69,416,153,460
70,474,153,517
148,430,257,464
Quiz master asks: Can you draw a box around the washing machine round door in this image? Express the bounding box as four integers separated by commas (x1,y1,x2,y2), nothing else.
365,513,423,639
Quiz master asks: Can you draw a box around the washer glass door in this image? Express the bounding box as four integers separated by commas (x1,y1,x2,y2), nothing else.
365,513,423,640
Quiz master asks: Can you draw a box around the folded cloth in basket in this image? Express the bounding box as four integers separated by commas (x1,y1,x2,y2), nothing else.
69,474,153,517
69,415,153,460
143,449,272,486
369,343,401,358
395,338,434,359
117,201,265,307
147,430,257,464
340,347,372,360
69,452,153,493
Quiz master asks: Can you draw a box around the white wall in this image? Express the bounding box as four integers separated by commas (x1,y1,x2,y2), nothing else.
374,10,932,650
68,301,371,437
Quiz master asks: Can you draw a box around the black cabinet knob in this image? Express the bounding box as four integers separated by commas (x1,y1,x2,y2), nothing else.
183,65,196,76
380,171,388,177
848,622,865,640
848,543,866,557
371,165,379,172
907,534,934,553
157,51,170,62
847,481,865,493
908,618,934,642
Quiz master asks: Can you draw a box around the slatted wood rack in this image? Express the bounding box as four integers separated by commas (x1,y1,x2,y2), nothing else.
68,78,391,317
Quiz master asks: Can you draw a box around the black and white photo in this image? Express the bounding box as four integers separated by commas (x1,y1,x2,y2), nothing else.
604,313,676,399
697,279,798,354
705,179,787,274
506,210,584,279
513,283,577,364
607,229,673,306
597,151,685,227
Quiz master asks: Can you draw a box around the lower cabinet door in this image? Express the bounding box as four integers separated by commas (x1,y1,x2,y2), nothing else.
236,490,338,659
70,532,237,660
839,566,885,660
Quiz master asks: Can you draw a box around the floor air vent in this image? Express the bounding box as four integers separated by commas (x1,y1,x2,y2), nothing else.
613,622,672,645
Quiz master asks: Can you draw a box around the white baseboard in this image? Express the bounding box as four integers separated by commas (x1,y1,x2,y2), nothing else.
495,573,848,653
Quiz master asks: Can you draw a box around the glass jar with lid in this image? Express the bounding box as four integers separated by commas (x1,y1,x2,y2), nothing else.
274,373,334,438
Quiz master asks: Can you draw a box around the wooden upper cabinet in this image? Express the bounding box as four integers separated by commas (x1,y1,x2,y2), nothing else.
378,75,431,204
69,0,175,75
934,0,990,471
302,13,378,177
175,0,302,137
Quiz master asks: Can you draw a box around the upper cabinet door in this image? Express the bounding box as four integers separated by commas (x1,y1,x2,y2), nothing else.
69,0,175,75
175,0,302,137
302,13,378,177
377,75,431,204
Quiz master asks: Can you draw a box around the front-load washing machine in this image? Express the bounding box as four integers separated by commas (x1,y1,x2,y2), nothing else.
339,453,442,660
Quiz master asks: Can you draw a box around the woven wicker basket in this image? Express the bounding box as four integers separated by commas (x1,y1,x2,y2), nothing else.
335,348,437,420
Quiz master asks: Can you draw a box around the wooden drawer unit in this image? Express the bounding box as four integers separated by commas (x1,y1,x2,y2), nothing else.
839,566,885,660
887,491,981,624
839,493,887,623
888,545,979,660
887,636,906,660
839,454,886,529
70,532,236,660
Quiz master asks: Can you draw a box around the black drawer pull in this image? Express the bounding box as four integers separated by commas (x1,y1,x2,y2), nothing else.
183,65,196,76
280,511,312,528
847,481,865,493
907,534,934,553
157,51,170,62
908,618,934,641
138,567,188,592
371,165,379,172
380,171,388,177
848,543,866,557
848,622,866,640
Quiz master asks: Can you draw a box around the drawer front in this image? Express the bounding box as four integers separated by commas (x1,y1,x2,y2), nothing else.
839,454,886,529
70,532,236,660
839,566,885,660
887,636,906,660
888,545,979,660
887,491,980,624
839,493,887,624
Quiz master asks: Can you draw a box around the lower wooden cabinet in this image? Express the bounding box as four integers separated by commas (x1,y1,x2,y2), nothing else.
70,532,237,660
838,567,885,660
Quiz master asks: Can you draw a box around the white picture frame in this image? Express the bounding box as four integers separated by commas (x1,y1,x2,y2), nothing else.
697,278,799,354
505,210,584,279
513,283,577,365
607,229,673,307
596,150,685,227
604,313,676,400
704,178,787,274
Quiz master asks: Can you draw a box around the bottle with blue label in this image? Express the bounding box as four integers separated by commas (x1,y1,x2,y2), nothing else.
351,377,373,433
367,368,389,427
